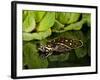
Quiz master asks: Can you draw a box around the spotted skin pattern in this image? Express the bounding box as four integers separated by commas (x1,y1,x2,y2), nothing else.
38,37,83,57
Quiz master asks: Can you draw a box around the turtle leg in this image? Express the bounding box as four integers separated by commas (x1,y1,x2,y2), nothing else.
45,52,53,58
40,53,47,59
40,52,53,59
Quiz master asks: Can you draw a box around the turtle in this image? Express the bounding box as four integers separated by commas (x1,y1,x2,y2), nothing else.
38,37,83,58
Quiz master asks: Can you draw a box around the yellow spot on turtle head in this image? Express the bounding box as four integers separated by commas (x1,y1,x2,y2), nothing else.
70,43,72,45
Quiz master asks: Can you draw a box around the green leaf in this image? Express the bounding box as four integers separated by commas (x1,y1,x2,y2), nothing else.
23,28,51,41
64,20,84,31
82,13,91,27
71,31,85,41
52,19,84,33
67,13,80,24
56,12,80,24
23,11,36,32
23,43,39,69
57,12,71,24
37,12,55,31
58,53,69,62
23,10,28,22
48,53,69,62
34,11,46,23
23,43,48,69
23,33,34,41
52,20,64,32
48,55,58,61
39,57,48,68
39,39,48,45
75,43,87,58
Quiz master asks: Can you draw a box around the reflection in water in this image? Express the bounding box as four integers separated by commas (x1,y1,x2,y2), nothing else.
47,29,90,68
23,29,91,69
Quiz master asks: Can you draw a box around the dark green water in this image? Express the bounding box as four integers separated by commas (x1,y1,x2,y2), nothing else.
48,27,91,68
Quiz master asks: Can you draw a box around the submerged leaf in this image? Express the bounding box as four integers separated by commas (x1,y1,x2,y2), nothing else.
23,43,39,68
58,53,69,62
48,53,69,62
39,57,48,68
75,43,87,58
23,43,48,69
48,55,58,61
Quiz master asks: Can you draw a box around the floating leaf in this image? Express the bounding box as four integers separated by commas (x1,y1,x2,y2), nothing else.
23,33,34,41
67,13,80,24
34,11,46,23
23,11,36,32
23,28,51,41
52,20,64,32
64,20,84,31
56,12,80,24
37,12,55,31
57,12,71,24
23,10,28,22
52,19,84,33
